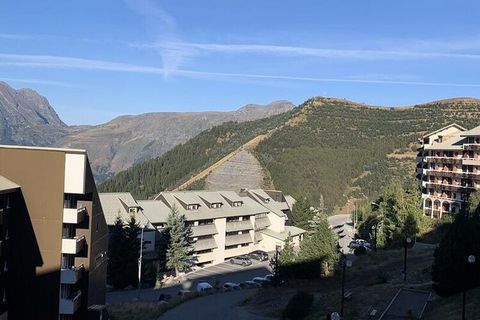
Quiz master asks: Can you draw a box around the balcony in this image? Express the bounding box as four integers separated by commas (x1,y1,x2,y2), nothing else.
191,224,218,237
425,156,463,164
426,182,475,192
61,235,86,254
193,238,217,252
226,220,253,233
63,207,87,224
463,144,480,151
255,217,271,230
195,251,215,264
59,291,82,315
60,265,84,284
225,233,253,247
462,158,480,166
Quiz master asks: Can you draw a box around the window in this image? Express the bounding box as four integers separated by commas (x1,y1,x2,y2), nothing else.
196,249,213,254
129,207,137,214
187,204,199,210
232,201,243,207
198,219,214,225
210,203,222,209
227,217,240,222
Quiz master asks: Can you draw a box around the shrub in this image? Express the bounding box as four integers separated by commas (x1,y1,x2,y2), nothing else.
282,291,314,320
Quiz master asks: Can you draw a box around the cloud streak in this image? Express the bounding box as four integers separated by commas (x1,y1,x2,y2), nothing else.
2,53,480,88
131,41,480,61
0,76,75,87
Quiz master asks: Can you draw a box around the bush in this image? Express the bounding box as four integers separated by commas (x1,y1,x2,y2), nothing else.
282,291,314,320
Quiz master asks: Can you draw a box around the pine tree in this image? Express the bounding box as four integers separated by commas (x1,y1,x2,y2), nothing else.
107,216,128,289
292,196,315,230
166,205,194,276
124,214,141,287
279,233,296,266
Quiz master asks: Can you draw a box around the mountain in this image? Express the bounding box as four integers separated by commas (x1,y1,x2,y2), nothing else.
0,81,67,145
57,100,294,181
100,96,480,212
0,82,294,181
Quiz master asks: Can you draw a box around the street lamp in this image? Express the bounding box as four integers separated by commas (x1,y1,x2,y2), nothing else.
403,237,412,282
371,203,381,252
138,224,146,292
340,255,353,318
462,255,476,320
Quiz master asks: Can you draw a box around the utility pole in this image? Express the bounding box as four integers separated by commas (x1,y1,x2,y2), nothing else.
138,225,145,293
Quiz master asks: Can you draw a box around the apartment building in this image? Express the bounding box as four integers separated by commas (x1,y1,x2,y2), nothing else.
101,189,304,268
416,123,480,218
0,145,108,320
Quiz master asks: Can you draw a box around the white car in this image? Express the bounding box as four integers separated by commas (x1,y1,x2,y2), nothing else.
263,274,274,282
196,282,213,293
223,282,240,291
252,277,269,284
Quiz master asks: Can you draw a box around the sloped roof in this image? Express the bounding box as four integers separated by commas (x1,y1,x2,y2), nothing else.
0,176,20,193
424,133,465,150
137,200,170,224
244,189,287,217
460,124,480,137
260,225,305,241
421,123,466,138
99,192,150,227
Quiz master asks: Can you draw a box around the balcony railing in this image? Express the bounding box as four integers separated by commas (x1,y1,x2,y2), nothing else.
225,233,253,247
225,220,253,233
60,265,84,284
63,207,87,224
61,235,86,255
255,217,271,230
195,251,215,264
193,238,217,252
59,291,82,315
425,156,463,164
426,182,475,192
463,144,480,150
191,224,218,237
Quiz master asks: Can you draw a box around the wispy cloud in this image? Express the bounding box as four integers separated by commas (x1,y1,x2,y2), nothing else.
0,76,75,87
2,53,480,88
130,41,480,60
123,0,195,75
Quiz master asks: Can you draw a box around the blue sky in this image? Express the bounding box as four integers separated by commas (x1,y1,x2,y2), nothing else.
1,0,479,125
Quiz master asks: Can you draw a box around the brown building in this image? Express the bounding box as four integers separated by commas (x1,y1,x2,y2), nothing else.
416,124,480,218
0,145,108,320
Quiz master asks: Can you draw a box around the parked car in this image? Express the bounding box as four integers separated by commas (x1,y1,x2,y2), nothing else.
223,282,240,291
196,282,214,293
252,276,269,285
249,250,269,261
229,255,252,266
356,239,371,248
263,274,274,282
240,280,261,289
177,289,191,297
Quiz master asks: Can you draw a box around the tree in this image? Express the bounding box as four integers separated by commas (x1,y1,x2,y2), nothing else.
279,233,296,266
107,216,128,289
166,205,194,276
298,211,338,273
402,212,419,239
432,191,480,295
292,196,315,230
124,214,141,287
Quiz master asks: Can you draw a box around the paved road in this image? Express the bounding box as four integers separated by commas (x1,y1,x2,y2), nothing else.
328,214,354,254
159,290,272,320
107,259,271,304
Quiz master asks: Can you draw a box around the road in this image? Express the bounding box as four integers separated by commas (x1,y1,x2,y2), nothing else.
107,259,271,304
159,290,272,320
328,213,354,254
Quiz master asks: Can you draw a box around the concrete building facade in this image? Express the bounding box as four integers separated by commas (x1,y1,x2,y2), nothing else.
0,145,108,320
416,124,480,218
100,189,305,268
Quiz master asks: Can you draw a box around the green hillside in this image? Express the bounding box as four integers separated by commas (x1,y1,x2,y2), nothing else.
98,111,292,199
99,96,480,212
255,97,480,211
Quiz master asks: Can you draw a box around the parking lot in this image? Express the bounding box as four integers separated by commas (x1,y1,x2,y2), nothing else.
106,258,272,304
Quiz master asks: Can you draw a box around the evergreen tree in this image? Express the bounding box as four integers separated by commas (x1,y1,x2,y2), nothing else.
292,196,315,230
124,214,141,287
107,216,128,289
166,206,194,276
402,212,419,239
279,233,296,266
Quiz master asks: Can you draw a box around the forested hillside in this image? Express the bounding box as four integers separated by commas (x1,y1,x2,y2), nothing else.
98,111,293,198
100,96,480,212
255,97,480,211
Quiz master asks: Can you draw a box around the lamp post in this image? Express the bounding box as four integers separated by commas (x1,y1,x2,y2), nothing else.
403,237,412,282
371,203,381,252
340,255,353,318
138,224,145,292
462,255,476,320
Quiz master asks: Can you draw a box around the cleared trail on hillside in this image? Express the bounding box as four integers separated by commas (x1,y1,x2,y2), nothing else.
174,132,272,191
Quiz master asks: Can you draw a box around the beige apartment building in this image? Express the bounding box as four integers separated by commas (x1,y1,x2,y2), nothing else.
0,145,108,320
100,189,304,268
416,124,480,218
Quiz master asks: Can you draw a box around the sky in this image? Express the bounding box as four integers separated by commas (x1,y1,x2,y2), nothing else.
1,0,480,125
